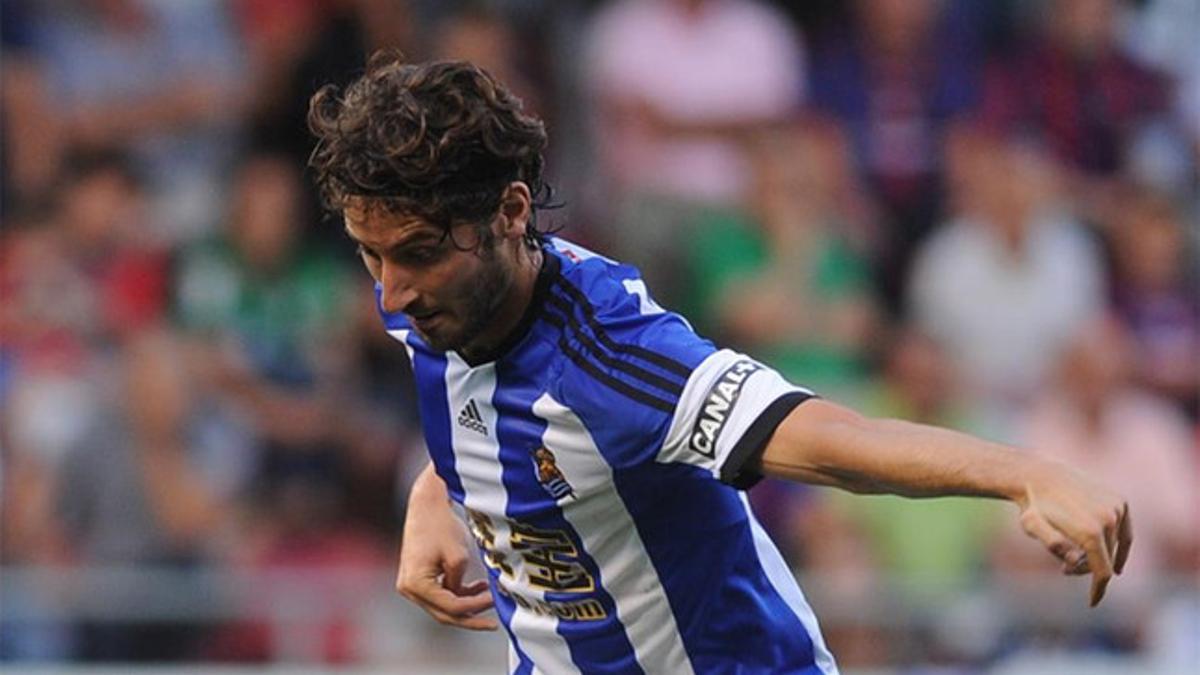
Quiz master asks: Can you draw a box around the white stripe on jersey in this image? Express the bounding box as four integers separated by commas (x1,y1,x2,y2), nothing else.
533,394,695,675
387,329,412,353
444,354,580,675
508,608,578,675
740,493,840,675
620,278,666,316
658,349,811,475
507,644,555,675
444,354,507,516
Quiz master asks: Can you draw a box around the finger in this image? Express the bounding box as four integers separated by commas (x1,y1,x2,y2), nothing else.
422,603,500,631
442,555,467,592
1104,514,1119,565
454,579,491,596
417,583,496,618
454,614,500,631
1020,509,1081,563
1081,527,1115,607
1115,504,1133,575
1060,551,1090,576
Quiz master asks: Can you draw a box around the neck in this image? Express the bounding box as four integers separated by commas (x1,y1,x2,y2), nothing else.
459,244,544,364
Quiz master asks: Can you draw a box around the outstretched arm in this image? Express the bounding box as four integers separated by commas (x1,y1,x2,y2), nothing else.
396,463,497,630
758,399,1132,607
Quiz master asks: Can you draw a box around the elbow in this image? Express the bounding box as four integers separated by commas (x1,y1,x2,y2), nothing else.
757,400,873,487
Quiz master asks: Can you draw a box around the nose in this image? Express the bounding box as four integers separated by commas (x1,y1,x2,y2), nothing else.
379,261,419,315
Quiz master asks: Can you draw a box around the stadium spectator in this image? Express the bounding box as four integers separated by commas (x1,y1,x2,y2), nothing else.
835,328,1004,599
807,0,983,314
57,331,252,661
583,0,806,304
684,121,879,397
1109,185,1199,416
2,151,169,474
232,0,327,131
979,0,1175,229
173,153,355,495
1,0,62,215
908,128,1105,425
240,0,415,248
31,0,246,243
430,5,543,120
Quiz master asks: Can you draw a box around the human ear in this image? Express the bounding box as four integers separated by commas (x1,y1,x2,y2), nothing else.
497,181,532,240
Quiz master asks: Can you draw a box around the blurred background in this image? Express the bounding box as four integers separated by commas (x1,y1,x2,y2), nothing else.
1,0,1196,673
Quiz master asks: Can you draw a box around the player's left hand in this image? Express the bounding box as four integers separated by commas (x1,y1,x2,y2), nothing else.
1014,460,1133,607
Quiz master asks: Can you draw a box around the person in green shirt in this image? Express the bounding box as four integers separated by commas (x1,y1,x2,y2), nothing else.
685,124,879,398
833,329,1005,600
174,153,352,387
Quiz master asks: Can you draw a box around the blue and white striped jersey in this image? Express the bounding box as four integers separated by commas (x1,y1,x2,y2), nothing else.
381,238,839,675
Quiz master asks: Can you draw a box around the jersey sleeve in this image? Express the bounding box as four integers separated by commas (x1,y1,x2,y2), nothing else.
656,349,814,489
547,245,814,488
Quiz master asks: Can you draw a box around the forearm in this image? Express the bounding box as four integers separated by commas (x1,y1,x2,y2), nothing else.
409,462,451,510
396,462,497,629
759,401,1048,504
402,462,461,557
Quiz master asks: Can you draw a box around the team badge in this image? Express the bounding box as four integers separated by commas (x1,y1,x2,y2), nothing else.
532,446,576,501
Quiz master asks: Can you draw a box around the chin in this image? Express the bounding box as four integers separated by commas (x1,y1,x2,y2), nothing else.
415,326,466,353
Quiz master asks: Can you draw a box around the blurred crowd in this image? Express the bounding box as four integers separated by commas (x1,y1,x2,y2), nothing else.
1,0,1197,669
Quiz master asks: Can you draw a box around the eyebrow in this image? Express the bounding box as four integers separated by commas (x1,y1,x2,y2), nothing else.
343,225,441,254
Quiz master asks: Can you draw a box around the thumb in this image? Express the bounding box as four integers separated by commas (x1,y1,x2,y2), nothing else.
442,553,468,591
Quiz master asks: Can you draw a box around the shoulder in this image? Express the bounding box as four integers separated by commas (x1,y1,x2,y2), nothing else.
540,239,715,422
540,240,815,483
546,238,715,372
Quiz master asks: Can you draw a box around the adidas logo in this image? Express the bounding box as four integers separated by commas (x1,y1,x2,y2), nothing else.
457,399,488,435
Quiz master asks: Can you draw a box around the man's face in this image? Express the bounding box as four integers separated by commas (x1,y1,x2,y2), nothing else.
343,202,517,353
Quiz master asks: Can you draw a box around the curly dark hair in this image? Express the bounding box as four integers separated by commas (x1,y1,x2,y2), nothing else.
307,52,556,247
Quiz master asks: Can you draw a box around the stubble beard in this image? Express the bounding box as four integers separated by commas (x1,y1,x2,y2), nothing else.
420,245,514,356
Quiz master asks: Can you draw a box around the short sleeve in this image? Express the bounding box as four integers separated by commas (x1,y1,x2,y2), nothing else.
657,349,814,489
545,246,813,486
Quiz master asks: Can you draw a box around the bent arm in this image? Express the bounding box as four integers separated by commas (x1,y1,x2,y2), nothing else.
396,463,497,631
758,399,1132,606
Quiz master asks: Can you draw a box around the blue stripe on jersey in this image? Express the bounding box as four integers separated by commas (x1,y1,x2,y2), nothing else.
511,653,534,675
544,248,692,378
588,444,822,672
492,589,535,675
548,276,691,385
542,296,682,401
494,347,644,674
541,309,678,413
405,336,464,502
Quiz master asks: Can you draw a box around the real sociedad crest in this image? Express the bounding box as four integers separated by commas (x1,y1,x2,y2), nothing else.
532,446,575,501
